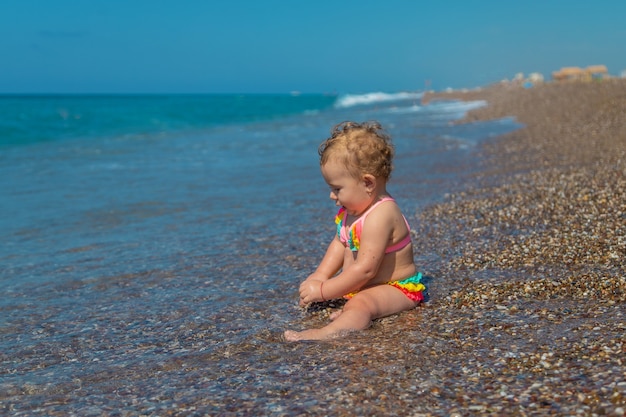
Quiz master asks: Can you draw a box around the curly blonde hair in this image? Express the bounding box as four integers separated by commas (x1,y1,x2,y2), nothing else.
318,121,394,180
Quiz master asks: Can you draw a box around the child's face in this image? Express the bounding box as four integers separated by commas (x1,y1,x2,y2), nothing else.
321,159,372,216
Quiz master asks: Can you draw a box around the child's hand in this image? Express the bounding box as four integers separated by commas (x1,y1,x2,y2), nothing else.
303,272,326,283
299,279,324,305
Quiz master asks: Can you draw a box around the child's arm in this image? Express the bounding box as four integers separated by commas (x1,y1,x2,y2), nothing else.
297,236,344,305
300,205,397,303
303,236,344,282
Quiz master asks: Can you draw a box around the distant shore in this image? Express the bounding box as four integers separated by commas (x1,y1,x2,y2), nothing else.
406,79,626,414
423,78,626,171
419,78,626,270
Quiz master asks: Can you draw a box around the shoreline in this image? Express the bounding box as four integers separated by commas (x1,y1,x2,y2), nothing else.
424,79,626,172
409,79,625,414
419,78,625,279
1,80,623,416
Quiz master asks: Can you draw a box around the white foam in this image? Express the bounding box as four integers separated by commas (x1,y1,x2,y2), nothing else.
380,99,487,117
425,100,488,113
385,104,423,114
334,91,424,108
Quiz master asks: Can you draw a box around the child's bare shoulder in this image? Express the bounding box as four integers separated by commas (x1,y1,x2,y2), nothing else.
367,199,404,227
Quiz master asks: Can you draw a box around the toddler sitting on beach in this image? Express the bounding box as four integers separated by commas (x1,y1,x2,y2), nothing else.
284,121,425,341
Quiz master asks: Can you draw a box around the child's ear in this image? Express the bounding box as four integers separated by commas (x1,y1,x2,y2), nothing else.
363,174,376,191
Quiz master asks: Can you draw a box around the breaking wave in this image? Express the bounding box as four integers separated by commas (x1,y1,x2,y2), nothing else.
334,91,424,108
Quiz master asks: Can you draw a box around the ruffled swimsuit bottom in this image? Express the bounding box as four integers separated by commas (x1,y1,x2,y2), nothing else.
344,272,425,303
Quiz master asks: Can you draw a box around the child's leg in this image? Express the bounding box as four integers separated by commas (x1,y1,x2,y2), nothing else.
284,285,417,342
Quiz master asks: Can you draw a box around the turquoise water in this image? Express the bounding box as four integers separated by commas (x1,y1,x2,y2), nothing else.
0,92,521,414
0,94,337,147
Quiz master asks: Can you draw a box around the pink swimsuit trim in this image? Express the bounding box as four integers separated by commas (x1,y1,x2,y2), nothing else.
335,197,412,253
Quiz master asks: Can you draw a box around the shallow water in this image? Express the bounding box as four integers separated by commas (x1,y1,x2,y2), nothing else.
0,93,523,415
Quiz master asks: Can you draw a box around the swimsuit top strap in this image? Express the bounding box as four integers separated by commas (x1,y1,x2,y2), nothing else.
336,197,403,252
360,196,394,220
384,215,412,253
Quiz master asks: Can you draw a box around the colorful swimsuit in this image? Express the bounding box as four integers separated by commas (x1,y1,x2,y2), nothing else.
335,197,411,253
343,272,425,302
335,197,425,302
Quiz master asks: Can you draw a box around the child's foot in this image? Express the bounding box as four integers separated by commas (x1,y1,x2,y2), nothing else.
284,328,330,342
329,309,343,321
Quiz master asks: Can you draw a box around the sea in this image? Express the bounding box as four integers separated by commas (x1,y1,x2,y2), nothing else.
0,92,520,415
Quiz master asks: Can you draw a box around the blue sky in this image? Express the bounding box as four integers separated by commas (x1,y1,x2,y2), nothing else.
2,0,625,94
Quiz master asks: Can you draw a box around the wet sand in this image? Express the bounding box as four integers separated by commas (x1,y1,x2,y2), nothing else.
412,79,625,415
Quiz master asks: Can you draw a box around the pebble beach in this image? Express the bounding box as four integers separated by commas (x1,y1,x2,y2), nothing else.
413,79,626,415
2,80,624,416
